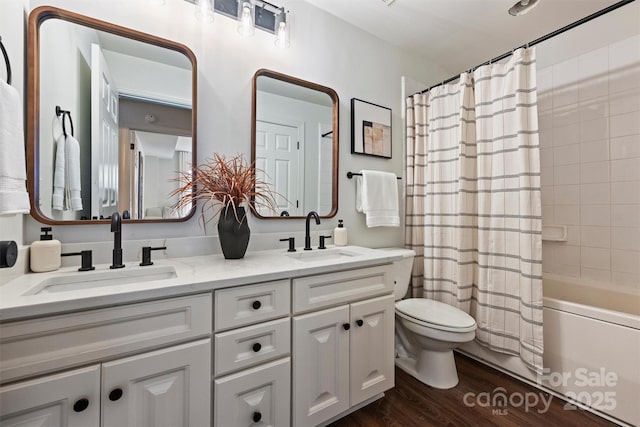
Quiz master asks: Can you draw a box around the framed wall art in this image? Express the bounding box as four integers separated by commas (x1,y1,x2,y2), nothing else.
350,98,392,159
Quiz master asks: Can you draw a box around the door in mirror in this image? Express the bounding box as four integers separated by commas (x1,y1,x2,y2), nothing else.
251,69,338,219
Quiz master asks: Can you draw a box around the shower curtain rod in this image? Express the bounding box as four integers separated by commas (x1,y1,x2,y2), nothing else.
419,0,635,94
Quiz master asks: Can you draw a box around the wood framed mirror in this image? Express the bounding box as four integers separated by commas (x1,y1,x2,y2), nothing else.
27,6,197,225
251,69,339,219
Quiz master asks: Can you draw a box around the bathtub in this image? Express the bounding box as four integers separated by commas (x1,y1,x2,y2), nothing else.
460,274,640,426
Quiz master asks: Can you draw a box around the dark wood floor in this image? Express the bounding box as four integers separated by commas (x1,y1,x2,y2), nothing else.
329,354,616,427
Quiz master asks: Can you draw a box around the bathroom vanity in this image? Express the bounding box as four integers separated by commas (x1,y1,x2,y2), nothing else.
0,246,400,427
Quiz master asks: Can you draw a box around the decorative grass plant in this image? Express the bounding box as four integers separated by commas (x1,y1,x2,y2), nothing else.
171,153,277,226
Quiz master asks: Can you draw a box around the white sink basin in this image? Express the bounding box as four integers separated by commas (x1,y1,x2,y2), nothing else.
23,265,177,295
286,247,361,262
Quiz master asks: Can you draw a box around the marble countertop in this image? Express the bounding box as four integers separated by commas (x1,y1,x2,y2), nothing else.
0,246,402,322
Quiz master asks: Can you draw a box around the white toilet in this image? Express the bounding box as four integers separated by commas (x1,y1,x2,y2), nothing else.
381,248,477,389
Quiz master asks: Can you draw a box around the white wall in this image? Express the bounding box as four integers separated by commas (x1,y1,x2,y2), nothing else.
1,0,449,250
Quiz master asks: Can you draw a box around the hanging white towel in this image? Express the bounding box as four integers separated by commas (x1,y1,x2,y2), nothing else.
52,133,65,210
0,80,30,215
52,133,83,211
355,170,399,227
65,134,82,211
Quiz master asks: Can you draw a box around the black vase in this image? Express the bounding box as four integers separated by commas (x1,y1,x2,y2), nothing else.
217,205,250,259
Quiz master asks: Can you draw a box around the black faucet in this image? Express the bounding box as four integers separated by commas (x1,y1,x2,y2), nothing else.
110,212,125,269
304,211,321,251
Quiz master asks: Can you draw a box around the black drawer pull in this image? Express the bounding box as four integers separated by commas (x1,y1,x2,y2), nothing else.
356,319,364,327
108,388,123,402
253,411,262,422
252,300,262,310
252,342,262,352
342,323,350,331
73,398,89,412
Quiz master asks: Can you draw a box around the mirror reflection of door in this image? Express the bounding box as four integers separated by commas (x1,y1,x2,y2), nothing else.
90,43,119,220
255,121,303,216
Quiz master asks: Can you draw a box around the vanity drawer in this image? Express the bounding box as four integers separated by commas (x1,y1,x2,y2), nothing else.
0,293,211,384
214,280,290,331
214,357,290,427
214,317,290,376
292,265,392,314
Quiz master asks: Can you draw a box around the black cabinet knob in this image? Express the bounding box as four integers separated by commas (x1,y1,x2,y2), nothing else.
252,300,262,310
73,398,89,412
108,388,123,402
356,319,364,327
252,342,262,352
342,323,350,331
252,411,262,422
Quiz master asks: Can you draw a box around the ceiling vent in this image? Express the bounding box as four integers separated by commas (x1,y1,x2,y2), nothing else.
380,0,397,6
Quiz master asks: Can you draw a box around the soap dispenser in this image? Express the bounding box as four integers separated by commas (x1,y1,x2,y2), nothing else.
334,219,348,246
30,227,62,272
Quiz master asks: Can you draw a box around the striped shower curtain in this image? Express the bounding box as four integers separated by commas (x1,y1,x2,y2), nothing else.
405,48,544,373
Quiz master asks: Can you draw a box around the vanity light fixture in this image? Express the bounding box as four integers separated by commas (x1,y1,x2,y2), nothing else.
195,0,215,22
238,2,255,37
184,0,289,46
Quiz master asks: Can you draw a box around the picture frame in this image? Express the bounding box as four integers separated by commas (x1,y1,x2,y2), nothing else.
350,98,392,159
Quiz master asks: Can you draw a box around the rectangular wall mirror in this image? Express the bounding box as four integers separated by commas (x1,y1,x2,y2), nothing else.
27,6,197,224
251,69,338,219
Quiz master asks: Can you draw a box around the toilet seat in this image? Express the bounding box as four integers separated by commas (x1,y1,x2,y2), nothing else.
396,298,476,333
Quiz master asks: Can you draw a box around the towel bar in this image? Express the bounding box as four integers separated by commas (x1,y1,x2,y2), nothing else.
346,171,402,179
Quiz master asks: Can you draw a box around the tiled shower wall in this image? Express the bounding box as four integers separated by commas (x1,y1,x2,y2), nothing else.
538,34,640,291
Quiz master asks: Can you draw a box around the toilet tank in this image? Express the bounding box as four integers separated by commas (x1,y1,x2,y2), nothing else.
378,248,416,300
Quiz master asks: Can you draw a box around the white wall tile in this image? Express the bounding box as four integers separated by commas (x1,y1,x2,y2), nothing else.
539,110,553,129
580,139,609,163
579,46,608,79
611,227,640,251
609,88,640,116
539,127,553,149
609,35,640,69
552,57,580,107
541,204,554,224
611,181,640,204
566,226,581,247
609,67,640,94
580,183,610,204
554,204,580,225
611,271,640,288
610,111,640,138
554,164,579,185
555,264,581,278
581,247,611,270
581,204,611,226
581,226,611,248
553,123,580,146
579,97,609,121
555,245,581,266
541,186,554,206
552,103,580,127
538,67,553,112
553,144,579,166
580,161,610,184
611,249,640,274
542,242,555,272
581,267,611,283
610,135,640,160
554,184,580,205
611,158,640,181
541,166,554,186
611,204,640,227
579,117,609,142
540,148,554,168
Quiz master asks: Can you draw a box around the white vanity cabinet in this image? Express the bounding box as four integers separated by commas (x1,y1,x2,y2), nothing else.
291,266,395,427
213,280,292,427
0,294,212,427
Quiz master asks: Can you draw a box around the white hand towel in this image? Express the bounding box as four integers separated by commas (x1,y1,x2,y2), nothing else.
355,170,400,228
52,134,65,210
65,134,83,211
0,80,30,215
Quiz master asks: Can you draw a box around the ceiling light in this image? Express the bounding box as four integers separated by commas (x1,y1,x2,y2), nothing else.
509,0,540,16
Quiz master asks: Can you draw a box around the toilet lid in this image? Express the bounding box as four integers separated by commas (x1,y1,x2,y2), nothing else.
396,298,476,330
